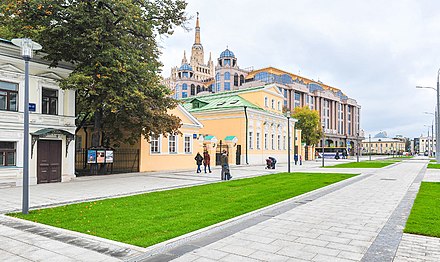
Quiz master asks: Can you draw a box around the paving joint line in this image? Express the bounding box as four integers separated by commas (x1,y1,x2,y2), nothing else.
361,162,427,262
130,172,375,262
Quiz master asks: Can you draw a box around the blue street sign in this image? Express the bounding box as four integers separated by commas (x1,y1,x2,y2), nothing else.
29,103,36,112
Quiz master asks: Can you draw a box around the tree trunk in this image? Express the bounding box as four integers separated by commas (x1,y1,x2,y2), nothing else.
92,110,102,147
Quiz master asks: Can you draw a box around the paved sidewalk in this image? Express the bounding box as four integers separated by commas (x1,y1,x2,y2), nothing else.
162,160,426,262
0,156,427,261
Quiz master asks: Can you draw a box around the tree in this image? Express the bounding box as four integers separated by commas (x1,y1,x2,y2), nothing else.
292,106,322,146
0,0,188,147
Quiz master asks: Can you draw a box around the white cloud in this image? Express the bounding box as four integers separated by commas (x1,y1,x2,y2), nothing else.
159,0,440,138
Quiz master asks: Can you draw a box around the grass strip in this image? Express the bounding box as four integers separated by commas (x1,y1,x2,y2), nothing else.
9,172,355,248
404,182,440,238
325,160,399,168
428,163,440,169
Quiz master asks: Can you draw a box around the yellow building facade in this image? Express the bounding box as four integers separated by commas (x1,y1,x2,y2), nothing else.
182,84,304,165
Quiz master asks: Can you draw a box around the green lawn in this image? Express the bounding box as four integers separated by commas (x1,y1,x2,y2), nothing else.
9,172,355,248
405,182,440,237
428,163,440,169
325,159,399,168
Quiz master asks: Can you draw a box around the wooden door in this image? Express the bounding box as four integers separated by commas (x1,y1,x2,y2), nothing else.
37,140,62,184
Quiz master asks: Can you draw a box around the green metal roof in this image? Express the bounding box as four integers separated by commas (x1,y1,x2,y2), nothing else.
181,85,266,103
182,94,262,113
204,135,215,141
224,136,237,141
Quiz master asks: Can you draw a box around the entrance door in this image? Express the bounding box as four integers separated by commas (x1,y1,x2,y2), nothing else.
37,140,62,184
236,145,241,165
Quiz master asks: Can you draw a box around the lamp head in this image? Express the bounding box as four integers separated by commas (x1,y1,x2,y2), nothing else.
11,38,42,59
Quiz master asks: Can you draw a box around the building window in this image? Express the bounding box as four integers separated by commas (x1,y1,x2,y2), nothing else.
234,73,239,86
224,72,230,80
277,135,281,150
182,92,188,98
42,88,58,115
169,135,177,153
249,131,253,149
277,101,281,111
264,97,268,107
224,82,231,91
271,134,275,150
0,142,16,166
150,135,160,153
283,135,286,150
264,134,268,149
184,135,192,153
182,83,188,90
271,99,275,109
0,81,18,112
256,132,260,149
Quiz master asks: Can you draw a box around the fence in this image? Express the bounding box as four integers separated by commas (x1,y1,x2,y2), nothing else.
75,148,139,176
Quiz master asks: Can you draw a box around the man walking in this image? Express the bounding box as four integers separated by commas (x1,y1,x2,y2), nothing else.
220,150,231,180
194,152,203,173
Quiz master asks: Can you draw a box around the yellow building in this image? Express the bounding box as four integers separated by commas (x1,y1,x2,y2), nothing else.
75,105,205,173
182,84,303,165
362,137,405,155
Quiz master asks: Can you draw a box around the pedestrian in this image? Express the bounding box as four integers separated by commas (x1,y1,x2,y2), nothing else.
220,150,231,180
335,151,340,160
203,151,212,173
299,155,302,165
294,153,298,165
194,152,203,173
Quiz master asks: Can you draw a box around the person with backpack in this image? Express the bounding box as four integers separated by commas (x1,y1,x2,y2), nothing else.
220,150,231,180
194,152,203,173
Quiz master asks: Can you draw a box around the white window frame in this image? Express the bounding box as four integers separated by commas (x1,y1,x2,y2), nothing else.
168,134,177,154
278,135,281,150
249,131,253,149
271,134,275,150
184,135,192,154
256,132,260,149
264,133,268,149
150,135,161,154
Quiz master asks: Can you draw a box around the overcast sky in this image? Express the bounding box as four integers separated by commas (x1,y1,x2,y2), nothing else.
158,0,440,139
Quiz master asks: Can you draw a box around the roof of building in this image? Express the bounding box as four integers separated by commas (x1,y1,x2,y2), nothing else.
220,48,235,58
181,94,261,113
179,63,193,71
246,66,342,93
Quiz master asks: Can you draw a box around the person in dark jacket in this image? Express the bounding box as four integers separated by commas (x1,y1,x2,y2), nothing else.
220,150,231,180
203,151,212,173
194,152,203,173
335,151,340,160
294,154,298,165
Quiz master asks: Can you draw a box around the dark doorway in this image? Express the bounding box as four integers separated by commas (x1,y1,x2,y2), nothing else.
37,140,62,184
215,141,229,166
236,145,241,165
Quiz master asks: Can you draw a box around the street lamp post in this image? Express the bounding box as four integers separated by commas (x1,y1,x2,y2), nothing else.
11,38,42,215
287,111,291,173
356,131,360,162
322,122,325,167
369,134,371,161
417,72,440,162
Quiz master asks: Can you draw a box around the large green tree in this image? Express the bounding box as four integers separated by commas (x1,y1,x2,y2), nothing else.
0,0,187,147
292,106,322,146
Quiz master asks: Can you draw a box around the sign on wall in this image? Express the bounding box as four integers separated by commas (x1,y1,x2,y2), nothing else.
96,150,105,164
87,150,96,164
105,150,114,163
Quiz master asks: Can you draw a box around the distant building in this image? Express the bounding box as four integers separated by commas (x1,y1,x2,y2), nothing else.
418,135,436,156
362,137,405,155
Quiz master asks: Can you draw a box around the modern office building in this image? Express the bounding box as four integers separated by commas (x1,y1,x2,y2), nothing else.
419,136,436,156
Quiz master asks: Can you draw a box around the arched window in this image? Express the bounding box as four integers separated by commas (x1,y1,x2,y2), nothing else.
190,84,195,95
196,85,201,93
182,83,188,90
215,73,220,82
234,73,239,86
240,75,245,86
224,72,230,80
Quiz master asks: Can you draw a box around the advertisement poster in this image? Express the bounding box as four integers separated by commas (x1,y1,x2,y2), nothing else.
105,150,114,163
87,150,96,164
96,150,106,164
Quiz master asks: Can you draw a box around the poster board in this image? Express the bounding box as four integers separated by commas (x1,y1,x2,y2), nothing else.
96,150,106,164
105,150,114,163
87,150,96,164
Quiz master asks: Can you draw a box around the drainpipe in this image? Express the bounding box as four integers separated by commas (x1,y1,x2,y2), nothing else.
83,127,88,169
244,106,249,164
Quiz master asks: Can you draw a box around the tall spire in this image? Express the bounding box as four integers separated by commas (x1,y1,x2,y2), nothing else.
194,12,201,44
181,50,187,64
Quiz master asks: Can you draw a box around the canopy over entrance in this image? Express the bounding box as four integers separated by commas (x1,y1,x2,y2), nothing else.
31,128,74,158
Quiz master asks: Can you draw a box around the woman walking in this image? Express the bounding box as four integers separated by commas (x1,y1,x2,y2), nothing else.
203,151,212,173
